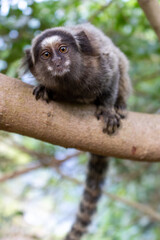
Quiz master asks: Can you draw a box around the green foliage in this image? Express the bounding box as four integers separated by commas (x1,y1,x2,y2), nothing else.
1,0,160,112
0,0,160,239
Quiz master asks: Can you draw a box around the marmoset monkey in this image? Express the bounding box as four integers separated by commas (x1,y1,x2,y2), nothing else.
21,23,131,240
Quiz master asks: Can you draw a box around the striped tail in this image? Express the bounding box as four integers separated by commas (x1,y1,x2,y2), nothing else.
64,154,109,240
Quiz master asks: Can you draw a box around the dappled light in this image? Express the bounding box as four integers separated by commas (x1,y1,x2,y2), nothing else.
0,0,160,240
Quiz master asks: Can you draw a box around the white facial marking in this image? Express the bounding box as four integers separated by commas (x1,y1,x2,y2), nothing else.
65,60,71,67
41,36,61,47
49,68,70,77
48,66,53,71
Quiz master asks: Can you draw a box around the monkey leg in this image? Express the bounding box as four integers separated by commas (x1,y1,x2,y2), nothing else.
114,96,127,119
115,51,131,119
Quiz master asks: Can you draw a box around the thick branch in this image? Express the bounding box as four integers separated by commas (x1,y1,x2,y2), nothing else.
0,73,160,162
138,0,160,40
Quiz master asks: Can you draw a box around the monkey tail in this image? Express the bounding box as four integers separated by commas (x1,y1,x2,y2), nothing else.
64,154,109,240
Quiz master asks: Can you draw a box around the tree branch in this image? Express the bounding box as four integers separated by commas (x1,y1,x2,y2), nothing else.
88,0,114,22
104,192,160,222
138,0,160,40
0,73,160,162
0,152,81,183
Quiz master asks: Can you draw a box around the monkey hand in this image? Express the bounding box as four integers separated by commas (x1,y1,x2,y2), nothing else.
33,84,52,103
95,106,121,135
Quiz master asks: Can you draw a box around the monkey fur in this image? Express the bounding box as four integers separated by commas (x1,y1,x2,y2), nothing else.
21,23,131,239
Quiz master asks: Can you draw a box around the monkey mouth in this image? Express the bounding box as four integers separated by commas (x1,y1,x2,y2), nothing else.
56,65,63,71
55,65,64,73
47,64,70,76
54,66,70,76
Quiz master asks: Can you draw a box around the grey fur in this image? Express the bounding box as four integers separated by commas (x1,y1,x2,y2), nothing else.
21,23,131,239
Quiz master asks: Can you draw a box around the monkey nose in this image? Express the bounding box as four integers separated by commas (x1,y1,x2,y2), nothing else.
52,58,61,67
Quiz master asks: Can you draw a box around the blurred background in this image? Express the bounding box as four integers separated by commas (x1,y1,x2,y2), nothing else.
0,0,160,239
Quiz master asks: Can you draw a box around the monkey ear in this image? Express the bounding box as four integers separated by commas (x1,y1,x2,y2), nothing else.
20,48,34,75
75,31,93,55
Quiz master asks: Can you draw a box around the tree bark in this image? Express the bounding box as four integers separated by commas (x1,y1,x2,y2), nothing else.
0,73,160,162
138,0,160,40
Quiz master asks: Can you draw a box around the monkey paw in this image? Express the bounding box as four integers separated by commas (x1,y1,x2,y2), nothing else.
95,106,121,135
33,85,51,103
114,102,127,119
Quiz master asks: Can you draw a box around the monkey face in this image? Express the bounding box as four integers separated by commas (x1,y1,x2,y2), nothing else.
23,27,95,89
35,35,75,77
25,29,85,88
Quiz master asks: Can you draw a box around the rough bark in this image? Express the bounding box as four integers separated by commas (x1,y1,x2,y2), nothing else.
0,73,160,162
138,0,160,40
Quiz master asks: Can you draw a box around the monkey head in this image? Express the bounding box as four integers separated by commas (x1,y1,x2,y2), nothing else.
23,28,94,89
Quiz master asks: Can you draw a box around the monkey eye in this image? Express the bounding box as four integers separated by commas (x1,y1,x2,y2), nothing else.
41,51,51,60
59,46,68,54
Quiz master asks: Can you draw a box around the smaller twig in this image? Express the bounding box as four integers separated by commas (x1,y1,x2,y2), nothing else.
56,168,81,185
88,0,114,22
58,151,82,164
0,152,82,183
56,168,160,222
7,139,82,164
104,192,160,221
0,164,41,183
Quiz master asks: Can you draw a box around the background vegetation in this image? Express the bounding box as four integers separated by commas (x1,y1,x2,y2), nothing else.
0,0,160,239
